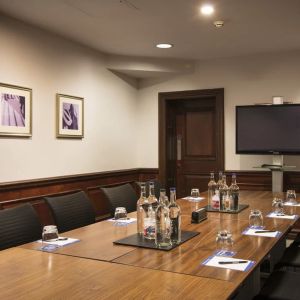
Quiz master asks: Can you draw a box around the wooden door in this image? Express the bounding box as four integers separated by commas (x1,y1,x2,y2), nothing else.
159,89,224,198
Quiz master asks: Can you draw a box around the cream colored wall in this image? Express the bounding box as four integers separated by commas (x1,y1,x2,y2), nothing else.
0,16,138,182
137,52,300,171
2,15,300,183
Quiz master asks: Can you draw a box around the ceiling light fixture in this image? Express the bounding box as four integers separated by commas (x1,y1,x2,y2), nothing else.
200,4,214,15
156,43,173,49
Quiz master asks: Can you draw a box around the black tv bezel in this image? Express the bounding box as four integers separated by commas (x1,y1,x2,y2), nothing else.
236,104,300,155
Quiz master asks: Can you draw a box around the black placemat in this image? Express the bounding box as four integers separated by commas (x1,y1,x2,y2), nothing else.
113,230,200,251
205,204,249,214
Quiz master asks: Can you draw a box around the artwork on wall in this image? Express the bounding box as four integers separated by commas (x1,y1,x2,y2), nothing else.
0,83,32,137
56,93,84,138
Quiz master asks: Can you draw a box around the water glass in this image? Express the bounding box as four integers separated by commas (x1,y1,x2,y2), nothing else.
272,197,284,215
286,190,297,205
42,225,59,242
216,230,234,251
114,207,127,220
191,188,200,198
249,209,263,227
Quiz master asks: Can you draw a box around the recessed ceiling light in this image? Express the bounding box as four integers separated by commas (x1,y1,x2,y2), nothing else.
156,43,173,49
200,4,214,15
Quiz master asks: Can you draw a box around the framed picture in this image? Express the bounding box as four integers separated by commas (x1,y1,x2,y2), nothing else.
0,83,32,137
56,94,84,138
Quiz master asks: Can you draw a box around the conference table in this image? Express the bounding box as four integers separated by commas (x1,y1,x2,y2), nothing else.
1,191,299,299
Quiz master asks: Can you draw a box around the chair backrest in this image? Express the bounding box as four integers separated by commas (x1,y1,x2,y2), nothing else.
100,183,138,216
0,203,42,251
44,191,96,233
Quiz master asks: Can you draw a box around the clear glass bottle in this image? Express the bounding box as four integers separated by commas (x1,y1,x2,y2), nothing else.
229,173,239,211
224,192,231,211
216,171,223,190
155,189,171,248
143,202,156,240
219,175,228,211
211,189,220,210
208,172,217,208
148,181,158,209
159,188,169,206
137,183,147,235
168,187,181,244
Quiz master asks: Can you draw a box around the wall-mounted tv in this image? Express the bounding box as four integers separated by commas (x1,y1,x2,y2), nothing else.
236,104,300,155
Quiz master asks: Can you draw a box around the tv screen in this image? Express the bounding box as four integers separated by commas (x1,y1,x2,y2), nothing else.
236,104,300,154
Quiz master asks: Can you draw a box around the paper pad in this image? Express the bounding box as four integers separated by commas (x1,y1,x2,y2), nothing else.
243,227,281,238
202,256,255,272
266,212,298,220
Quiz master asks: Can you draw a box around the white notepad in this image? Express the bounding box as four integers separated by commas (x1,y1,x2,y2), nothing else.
202,256,255,272
37,237,80,247
266,212,298,220
243,227,281,238
284,202,300,207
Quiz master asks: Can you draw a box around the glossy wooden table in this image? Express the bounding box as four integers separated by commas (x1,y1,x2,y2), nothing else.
17,190,300,299
0,248,235,300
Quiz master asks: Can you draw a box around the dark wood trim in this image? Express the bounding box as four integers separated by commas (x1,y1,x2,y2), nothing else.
0,168,158,225
2,167,300,226
158,88,225,189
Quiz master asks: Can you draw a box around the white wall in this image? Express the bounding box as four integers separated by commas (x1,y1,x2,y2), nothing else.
2,15,300,183
0,16,138,182
137,51,300,171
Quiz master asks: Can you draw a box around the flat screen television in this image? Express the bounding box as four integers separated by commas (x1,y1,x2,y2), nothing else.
236,104,300,155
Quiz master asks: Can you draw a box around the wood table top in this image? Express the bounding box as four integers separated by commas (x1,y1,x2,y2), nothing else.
22,216,139,261
16,190,300,299
0,248,235,300
180,190,300,221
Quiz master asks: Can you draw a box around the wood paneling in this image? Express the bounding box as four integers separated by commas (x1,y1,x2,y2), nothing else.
185,110,215,156
2,167,300,226
0,168,158,225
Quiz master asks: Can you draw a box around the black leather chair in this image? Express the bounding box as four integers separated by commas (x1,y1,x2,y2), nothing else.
100,183,138,216
277,243,300,270
0,203,42,251
254,270,300,300
44,191,96,233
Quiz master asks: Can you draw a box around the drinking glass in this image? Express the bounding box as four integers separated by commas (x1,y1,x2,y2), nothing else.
272,197,284,215
286,190,297,205
114,207,127,220
191,188,200,198
42,225,59,242
216,230,233,251
249,209,263,227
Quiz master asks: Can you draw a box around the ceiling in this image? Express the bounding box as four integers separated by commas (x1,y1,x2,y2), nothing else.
1,0,300,61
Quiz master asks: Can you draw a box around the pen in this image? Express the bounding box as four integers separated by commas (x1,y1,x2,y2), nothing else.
254,230,277,233
57,237,68,241
218,260,248,264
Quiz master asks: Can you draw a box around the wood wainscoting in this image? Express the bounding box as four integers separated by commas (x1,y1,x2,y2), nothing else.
0,168,158,225
1,168,300,226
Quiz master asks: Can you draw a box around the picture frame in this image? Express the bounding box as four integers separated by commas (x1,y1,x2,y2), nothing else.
56,93,84,138
0,82,32,137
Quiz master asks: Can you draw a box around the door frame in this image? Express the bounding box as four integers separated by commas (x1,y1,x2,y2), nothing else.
158,88,225,189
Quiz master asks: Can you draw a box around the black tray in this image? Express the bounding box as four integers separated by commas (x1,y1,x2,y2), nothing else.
113,230,200,251
205,204,249,214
